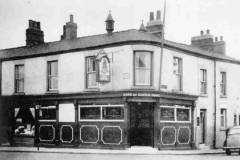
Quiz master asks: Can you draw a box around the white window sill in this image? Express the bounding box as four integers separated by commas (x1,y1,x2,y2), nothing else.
220,95,227,98
84,88,100,92
46,90,59,94
199,94,208,97
13,92,25,95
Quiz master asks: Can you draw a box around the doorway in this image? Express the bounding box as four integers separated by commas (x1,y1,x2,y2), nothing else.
200,109,206,144
130,102,154,146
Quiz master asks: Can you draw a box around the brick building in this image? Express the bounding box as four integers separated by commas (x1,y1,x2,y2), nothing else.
0,11,240,150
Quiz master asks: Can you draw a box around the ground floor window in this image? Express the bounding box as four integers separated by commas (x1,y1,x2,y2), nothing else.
79,105,124,121
160,105,191,123
39,106,56,121
220,109,227,128
14,107,35,136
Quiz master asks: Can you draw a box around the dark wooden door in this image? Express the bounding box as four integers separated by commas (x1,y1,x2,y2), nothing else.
130,103,154,146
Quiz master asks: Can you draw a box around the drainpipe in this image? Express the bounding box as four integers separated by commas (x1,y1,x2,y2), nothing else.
158,0,166,91
213,59,217,148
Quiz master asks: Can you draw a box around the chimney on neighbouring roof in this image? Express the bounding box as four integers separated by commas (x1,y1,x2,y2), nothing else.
146,10,163,37
26,20,44,46
105,11,115,34
191,30,226,55
61,14,77,40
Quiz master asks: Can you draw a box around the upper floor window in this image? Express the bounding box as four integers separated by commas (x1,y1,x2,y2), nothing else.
200,69,207,95
220,108,227,128
134,51,152,86
173,57,182,91
47,61,58,91
234,114,237,126
86,56,97,88
15,64,24,93
220,72,227,96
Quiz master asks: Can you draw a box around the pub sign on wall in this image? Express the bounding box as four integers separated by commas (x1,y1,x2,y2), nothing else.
96,50,111,82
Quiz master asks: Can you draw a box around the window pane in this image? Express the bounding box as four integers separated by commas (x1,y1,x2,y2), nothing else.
87,72,97,87
80,107,100,120
87,57,96,72
102,107,124,120
135,52,151,85
50,77,58,89
39,106,56,120
59,104,75,122
14,107,35,136
135,52,151,68
135,69,150,85
177,108,190,121
160,108,175,121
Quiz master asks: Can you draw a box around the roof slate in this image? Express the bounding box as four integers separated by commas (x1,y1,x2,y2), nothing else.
0,29,239,64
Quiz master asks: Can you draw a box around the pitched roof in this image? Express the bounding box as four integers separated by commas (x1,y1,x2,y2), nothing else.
0,29,239,64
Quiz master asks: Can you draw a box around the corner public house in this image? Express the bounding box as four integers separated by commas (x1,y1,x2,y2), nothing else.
1,11,240,150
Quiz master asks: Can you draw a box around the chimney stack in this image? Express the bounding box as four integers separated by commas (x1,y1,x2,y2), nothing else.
105,11,115,34
150,12,154,21
61,14,77,40
191,30,226,55
26,20,44,46
146,10,163,37
156,10,161,20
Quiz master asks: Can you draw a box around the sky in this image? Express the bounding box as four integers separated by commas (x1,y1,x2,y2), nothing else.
1,0,240,59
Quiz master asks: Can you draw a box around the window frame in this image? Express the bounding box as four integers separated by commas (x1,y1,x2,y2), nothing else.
79,104,124,122
220,108,227,128
47,60,58,91
200,69,207,95
133,50,153,86
173,57,183,91
85,56,97,89
159,105,191,123
14,64,25,93
220,72,227,97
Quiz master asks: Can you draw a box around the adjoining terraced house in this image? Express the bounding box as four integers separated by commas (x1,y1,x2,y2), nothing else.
0,11,240,150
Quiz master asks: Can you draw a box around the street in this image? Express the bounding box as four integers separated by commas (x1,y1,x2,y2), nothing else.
0,152,239,160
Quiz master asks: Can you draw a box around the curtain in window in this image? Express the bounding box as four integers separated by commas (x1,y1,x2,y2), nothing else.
135,52,151,85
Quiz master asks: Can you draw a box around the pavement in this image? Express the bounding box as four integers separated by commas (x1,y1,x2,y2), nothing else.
0,146,225,155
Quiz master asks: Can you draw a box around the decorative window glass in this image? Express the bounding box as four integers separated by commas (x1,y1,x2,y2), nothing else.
220,72,226,96
14,107,35,136
160,107,175,121
160,105,191,123
200,69,207,94
173,57,182,91
39,106,56,121
15,65,24,93
220,109,227,128
80,107,101,120
102,107,124,120
176,108,190,121
134,51,152,86
47,61,58,91
86,57,97,88
79,105,124,121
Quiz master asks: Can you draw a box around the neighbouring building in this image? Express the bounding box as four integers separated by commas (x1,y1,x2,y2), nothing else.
0,11,240,150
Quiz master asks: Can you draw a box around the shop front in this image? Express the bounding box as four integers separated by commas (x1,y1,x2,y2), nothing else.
2,91,197,150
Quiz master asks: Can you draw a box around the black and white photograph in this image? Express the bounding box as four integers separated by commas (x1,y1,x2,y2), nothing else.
0,0,240,159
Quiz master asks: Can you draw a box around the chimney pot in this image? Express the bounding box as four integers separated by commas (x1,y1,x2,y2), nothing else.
206,29,210,34
150,12,154,21
156,10,161,20
200,30,204,35
70,14,74,22
215,37,218,42
220,36,223,41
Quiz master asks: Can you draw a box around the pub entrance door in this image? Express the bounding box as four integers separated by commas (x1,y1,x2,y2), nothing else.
130,102,154,147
